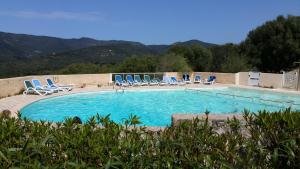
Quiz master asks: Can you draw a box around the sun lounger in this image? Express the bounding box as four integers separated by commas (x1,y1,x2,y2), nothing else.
32,79,59,93
204,75,216,85
144,75,158,86
165,76,177,85
160,76,173,85
126,74,140,86
23,80,52,96
194,75,202,84
171,77,185,86
183,74,192,84
134,75,148,86
115,75,129,87
46,78,73,91
152,78,167,86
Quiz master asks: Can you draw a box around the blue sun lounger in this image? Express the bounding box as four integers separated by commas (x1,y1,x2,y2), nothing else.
126,74,140,86
144,75,158,86
32,79,58,93
171,77,185,85
194,75,202,84
157,76,168,86
115,75,129,87
204,75,216,85
23,80,53,96
134,75,148,86
46,78,73,91
183,74,192,84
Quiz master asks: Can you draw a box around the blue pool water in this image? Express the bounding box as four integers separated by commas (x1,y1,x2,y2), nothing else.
21,87,300,126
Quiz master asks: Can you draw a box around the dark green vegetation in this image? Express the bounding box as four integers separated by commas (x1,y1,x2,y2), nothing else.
241,15,300,72
0,31,211,77
0,109,299,168
0,15,299,78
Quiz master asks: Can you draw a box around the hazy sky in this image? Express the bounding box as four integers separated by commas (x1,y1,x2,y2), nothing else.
0,0,299,44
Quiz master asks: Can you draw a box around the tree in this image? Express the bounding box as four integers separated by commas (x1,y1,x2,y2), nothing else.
116,56,158,73
210,44,250,72
190,45,213,71
241,15,300,72
220,53,249,73
168,44,212,71
158,53,192,72
57,63,115,74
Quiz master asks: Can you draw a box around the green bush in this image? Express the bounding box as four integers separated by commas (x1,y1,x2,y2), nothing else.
0,109,299,168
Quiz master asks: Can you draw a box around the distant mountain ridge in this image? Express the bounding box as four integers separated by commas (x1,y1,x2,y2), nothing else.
0,31,149,60
174,39,216,48
0,31,217,78
0,31,216,61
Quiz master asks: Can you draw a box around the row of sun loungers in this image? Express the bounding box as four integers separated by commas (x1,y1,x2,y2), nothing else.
114,74,216,87
23,79,73,96
22,75,216,95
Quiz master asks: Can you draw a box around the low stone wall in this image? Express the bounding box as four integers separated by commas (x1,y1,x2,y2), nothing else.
238,72,283,88
0,74,111,98
193,72,236,84
259,73,283,88
237,72,249,86
53,74,111,86
0,76,31,98
165,72,178,79
0,71,290,98
171,114,243,127
165,72,236,84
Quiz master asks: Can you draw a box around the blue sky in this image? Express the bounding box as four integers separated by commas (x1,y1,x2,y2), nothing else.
0,0,299,45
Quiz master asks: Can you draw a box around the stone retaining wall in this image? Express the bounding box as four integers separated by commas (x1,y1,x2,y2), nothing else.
0,74,110,98
0,72,287,98
238,72,283,88
171,114,243,127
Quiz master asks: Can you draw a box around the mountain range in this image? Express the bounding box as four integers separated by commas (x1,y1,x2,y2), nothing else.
0,31,216,77
0,31,215,59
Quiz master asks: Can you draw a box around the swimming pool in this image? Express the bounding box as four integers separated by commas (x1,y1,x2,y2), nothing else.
21,87,300,126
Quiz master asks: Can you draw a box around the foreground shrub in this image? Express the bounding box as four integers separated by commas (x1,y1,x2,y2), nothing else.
0,109,299,168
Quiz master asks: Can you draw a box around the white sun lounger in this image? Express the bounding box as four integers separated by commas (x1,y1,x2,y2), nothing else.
115,75,129,87
194,75,202,84
32,79,58,93
204,76,216,85
144,75,158,86
134,75,148,86
171,77,185,86
23,80,53,96
46,78,73,91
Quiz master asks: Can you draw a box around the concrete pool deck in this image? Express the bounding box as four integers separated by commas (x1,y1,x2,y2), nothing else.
0,83,299,127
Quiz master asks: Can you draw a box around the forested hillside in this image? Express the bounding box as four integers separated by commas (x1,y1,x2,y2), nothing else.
0,15,299,78
0,32,214,77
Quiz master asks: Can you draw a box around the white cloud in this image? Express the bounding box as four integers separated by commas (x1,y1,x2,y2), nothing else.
0,11,103,21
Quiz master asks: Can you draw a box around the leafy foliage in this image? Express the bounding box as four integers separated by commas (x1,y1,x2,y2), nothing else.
57,63,115,74
241,15,300,72
0,109,299,168
169,44,213,71
115,56,158,73
158,53,192,72
216,44,250,72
